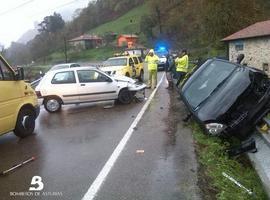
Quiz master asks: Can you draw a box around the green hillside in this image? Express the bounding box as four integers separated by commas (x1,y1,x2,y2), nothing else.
89,3,149,36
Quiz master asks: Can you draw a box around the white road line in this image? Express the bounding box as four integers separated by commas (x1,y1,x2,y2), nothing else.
82,73,165,200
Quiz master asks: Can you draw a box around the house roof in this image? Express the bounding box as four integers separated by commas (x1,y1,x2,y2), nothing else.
69,34,102,42
118,34,138,38
222,20,270,41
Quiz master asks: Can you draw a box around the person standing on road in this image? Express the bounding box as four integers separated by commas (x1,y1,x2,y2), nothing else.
175,49,189,88
145,49,159,89
165,53,174,90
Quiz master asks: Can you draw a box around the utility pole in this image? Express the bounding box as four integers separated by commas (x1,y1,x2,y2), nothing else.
64,36,68,63
130,19,133,37
155,6,162,35
130,19,133,48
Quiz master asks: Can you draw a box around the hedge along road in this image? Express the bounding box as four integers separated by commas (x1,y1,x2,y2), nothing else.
0,72,201,200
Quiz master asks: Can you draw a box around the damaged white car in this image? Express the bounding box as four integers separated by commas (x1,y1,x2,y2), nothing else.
35,66,146,113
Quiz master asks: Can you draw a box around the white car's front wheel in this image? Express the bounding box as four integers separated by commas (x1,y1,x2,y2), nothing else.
44,97,62,113
118,89,133,104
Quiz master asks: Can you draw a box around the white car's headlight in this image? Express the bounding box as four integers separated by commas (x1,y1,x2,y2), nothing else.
205,123,226,136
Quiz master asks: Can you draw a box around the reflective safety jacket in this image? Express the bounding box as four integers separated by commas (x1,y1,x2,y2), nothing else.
145,55,159,71
175,55,189,72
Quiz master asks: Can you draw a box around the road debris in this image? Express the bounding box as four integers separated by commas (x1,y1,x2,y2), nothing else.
0,157,36,176
227,138,257,157
222,172,254,196
259,123,269,133
134,89,146,102
136,150,145,154
103,102,115,109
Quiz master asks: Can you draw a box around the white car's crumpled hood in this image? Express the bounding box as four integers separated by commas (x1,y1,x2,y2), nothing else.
113,75,136,83
113,75,146,91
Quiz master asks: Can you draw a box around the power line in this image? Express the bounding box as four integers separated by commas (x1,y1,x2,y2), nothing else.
0,0,35,16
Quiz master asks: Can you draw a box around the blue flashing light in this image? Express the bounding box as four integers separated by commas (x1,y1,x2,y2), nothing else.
155,46,167,52
155,40,169,52
158,46,166,51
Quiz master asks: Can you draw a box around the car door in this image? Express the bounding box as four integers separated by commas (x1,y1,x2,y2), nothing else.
50,70,79,104
0,61,21,134
76,69,118,102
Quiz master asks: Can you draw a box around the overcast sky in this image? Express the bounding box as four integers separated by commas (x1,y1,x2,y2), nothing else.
0,0,90,47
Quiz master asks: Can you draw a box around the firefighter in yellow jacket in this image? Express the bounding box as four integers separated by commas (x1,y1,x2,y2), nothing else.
175,49,189,87
145,49,159,89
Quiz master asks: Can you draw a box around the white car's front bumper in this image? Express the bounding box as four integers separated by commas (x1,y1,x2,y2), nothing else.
128,82,147,91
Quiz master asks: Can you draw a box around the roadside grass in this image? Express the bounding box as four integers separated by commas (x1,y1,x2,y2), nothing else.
42,46,117,66
68,46,116,62
190,122,268,200
47,51,66,63
23,64,50,81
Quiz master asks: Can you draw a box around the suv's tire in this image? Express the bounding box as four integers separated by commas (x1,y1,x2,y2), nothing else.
44,97,62,113
118,89,133,104
138,70,144,82
14,108,35,138
125,72,130,77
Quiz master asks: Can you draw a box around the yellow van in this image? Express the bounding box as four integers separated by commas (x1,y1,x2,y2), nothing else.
0,55,39,138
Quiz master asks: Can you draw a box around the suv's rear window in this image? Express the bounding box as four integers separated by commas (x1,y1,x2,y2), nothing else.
71,64,81,68
183,60,236,109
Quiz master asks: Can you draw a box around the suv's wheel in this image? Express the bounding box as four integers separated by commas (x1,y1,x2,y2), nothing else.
125,72,130,77
14,108,35,138
118,89,133,104
44,97,62,113
138,70,144,82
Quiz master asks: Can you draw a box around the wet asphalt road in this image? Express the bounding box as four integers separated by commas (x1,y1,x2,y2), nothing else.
0,72,201,200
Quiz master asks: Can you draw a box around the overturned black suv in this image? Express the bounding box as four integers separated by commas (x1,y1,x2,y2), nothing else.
181,58,270,138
